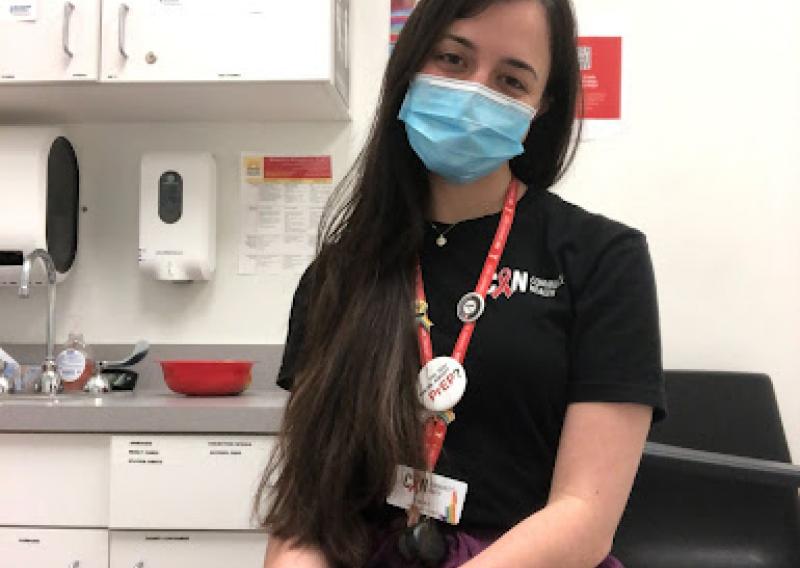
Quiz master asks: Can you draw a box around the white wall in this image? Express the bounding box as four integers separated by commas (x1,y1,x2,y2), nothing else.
565,0,800,460
1,0,798,459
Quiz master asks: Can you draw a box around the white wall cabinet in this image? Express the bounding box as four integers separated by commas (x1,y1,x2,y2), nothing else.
0,527,109,568
0,0,101,81
0,0,350,121
100,0,345,86
0,434,110,527
110,530,266,568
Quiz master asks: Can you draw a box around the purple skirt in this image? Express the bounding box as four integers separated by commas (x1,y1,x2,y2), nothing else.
365,523,624,568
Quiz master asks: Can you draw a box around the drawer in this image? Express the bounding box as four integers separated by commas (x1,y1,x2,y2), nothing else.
109,530,266,568
109,435,275,530
0,434,110,526
0,527,108,567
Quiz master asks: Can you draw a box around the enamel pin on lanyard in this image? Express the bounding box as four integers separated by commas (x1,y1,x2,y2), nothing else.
416,178,518,447
388,179,519,530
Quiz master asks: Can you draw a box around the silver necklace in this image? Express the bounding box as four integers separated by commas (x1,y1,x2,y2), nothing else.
430,221,459,247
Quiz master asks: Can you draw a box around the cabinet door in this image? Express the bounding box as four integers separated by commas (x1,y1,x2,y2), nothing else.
110,435,275,530
110,530,266,568
100,0,204,81
100,0,332,82
0,527,108,568
0,0,100,81
0,434,110,527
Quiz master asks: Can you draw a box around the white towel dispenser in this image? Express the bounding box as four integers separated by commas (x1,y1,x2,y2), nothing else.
0,127,79,286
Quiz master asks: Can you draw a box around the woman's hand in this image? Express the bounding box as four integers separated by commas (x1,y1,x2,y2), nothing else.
263,535,331,568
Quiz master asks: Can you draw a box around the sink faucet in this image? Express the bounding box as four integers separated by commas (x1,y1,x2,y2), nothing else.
18,249,61,394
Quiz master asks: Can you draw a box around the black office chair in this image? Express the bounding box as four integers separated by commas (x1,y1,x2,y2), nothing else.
613,370,800,568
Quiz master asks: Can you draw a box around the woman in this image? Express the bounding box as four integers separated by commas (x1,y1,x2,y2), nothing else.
259,0,666,566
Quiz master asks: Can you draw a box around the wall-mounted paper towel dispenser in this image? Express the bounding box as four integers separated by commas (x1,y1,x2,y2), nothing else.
0,127,79,286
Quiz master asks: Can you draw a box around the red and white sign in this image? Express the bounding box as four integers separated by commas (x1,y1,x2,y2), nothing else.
262,156,332,182
577,36,623,121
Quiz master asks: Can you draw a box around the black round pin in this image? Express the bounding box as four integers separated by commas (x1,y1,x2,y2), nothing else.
456,292,485,323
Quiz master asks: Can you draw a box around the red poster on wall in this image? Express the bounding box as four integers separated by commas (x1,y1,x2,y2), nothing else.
391,0,417,49
577,37,622,120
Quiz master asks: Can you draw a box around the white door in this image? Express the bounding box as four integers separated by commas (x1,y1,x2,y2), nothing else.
110,531,266,568
0,0,100,81
100,0,330,82
0,527,109,568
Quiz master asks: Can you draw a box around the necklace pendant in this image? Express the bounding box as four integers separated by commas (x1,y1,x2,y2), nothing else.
436,235,447,247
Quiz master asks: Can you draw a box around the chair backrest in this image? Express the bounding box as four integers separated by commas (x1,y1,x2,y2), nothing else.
649,371,792,462
613,370,800,568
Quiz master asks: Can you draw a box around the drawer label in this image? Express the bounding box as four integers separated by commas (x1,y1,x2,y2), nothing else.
113,436,270,467
126,440,163,465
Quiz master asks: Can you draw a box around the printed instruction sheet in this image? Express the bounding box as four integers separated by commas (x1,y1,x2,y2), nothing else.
239,154,333,276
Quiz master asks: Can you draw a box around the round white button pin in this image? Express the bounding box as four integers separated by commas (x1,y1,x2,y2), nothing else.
417,356,467,412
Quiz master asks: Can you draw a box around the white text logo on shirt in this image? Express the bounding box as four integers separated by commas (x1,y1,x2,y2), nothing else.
488,268,565,299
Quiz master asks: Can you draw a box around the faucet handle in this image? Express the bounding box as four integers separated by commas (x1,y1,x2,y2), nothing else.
83,362,112,394
40,360,63,395
0,361,11,394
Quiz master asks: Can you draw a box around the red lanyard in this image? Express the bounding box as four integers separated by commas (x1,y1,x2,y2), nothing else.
414,179,519,472
415,179,519,366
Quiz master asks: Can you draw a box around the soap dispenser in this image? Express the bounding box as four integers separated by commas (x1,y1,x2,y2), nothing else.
56,332,95,392
139,152,217,281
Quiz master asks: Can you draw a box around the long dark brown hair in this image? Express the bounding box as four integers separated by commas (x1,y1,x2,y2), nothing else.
256,1,582,566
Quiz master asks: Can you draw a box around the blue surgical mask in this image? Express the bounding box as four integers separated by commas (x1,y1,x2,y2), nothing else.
398,74,536,184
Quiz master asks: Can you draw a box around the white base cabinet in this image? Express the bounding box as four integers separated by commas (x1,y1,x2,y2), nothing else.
0,434,110,527
109,435,275,530
0,527,109,568
0,432,275,567
110,530,266,568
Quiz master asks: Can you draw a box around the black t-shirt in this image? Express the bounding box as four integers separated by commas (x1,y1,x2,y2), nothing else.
277,188,667,532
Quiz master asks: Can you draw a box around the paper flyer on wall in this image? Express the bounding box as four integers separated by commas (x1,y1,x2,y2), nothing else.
238,155,333,276
576,12,627,141
577,35,623,140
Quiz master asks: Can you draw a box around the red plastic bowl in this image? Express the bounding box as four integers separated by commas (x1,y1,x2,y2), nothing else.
160,360,254,396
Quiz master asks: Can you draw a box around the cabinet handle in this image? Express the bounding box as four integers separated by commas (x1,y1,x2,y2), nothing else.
68,561,80,568
133,562,144,568
118,3,130,58
62,1,75,58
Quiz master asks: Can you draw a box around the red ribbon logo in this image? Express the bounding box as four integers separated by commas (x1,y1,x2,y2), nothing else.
490,267,513,299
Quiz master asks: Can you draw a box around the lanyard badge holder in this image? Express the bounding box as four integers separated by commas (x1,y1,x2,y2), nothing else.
399,180,519,565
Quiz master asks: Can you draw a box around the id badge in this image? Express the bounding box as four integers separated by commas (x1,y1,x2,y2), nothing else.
386,465,468,525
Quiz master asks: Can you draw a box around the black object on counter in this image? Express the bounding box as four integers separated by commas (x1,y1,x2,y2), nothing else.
104,369,138,391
